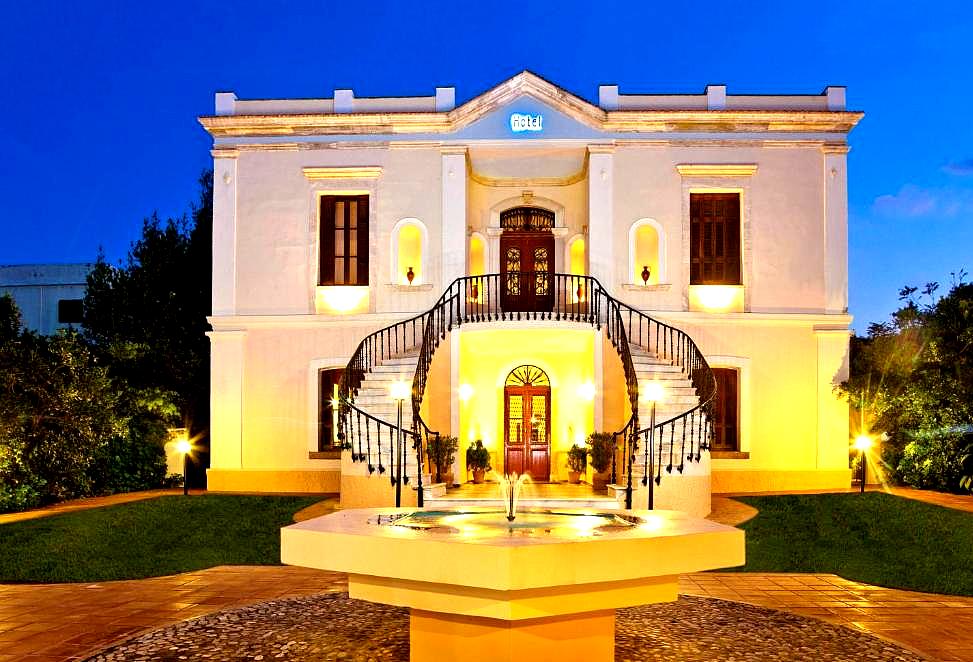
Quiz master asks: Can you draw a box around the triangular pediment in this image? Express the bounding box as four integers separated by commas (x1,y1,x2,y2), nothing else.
448,71,606,136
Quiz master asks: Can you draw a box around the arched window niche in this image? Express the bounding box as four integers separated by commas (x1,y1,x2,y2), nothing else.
567,234,586,276
468,232,486,276
390,218,428,286
628,218,666,286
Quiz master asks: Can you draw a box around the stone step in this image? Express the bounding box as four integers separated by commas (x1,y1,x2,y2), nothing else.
370,363,420,374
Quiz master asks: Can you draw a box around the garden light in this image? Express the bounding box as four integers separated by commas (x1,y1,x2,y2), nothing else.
389,380,409,402
853,434,873,452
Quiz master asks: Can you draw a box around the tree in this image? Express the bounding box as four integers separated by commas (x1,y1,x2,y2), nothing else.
83,171,213,483
841,272,973,492
1,295,175,512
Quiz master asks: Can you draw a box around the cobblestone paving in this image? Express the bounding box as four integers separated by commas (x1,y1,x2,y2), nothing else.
84,593,923,662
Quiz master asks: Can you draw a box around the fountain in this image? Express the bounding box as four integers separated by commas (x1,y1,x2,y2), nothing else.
282,490,744,662
497,472,530,521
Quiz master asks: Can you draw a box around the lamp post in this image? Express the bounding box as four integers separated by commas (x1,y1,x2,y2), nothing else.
640,382,665,510
390,381,410,507
175,438,192,496
853,434,873,494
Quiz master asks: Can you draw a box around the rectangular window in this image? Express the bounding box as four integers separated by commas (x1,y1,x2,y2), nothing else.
318,368,345,450
57,299,84,324
690,193,741,285
710,367,739,452
319,195,369,286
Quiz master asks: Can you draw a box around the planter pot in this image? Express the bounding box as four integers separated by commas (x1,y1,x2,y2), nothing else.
440,471,454,487
592,471,610,492
567,471,581,485
472,469,486,484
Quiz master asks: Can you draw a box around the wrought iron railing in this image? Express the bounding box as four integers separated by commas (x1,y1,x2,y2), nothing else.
610,299,717,506
337,271,716,509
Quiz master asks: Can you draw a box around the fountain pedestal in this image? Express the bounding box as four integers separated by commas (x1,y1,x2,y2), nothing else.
282,507,744,662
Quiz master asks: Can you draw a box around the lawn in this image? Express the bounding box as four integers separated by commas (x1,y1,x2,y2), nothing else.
0,495,321,583
735,492,973,596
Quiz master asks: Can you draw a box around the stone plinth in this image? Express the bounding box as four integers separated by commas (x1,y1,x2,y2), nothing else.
281,507,744,661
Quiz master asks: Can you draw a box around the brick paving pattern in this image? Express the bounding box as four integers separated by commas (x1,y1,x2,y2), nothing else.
83,592,923,662
2,568,973,661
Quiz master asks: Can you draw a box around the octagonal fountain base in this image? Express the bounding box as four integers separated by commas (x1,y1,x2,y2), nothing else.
281,507,744,662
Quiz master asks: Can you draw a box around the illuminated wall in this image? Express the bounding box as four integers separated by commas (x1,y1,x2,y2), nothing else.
632,223,659,284
456,327,596,481
569,236,586,275
396,223,423,285
469,233,485,276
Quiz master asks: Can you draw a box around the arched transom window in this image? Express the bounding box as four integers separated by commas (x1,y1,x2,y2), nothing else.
500,207,555,231
505,364,551,387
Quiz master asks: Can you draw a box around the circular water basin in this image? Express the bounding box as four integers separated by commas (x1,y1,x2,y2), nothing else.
372,509,641,539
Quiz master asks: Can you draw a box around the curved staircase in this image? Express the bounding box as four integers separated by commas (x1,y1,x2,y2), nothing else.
338,273,715,513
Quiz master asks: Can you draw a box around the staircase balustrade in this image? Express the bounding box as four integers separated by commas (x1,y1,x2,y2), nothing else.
337,272,717,509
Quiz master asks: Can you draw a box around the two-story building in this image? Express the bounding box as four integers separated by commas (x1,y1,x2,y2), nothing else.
199,72,861,516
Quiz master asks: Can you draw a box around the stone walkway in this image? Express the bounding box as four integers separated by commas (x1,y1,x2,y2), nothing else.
3,567,973,661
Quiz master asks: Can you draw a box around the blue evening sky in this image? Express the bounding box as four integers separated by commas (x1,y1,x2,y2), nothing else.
1,1,971,331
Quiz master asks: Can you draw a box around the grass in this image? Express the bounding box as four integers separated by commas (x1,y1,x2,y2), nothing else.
735,492,973,596
0,494,321,583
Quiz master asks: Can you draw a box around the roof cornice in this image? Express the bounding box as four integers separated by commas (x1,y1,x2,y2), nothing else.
198,71,864,138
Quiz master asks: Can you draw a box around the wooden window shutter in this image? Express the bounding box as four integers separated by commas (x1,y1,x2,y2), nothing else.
690,193,741,285
356,195,369,286
319,195,369,286
319,197,336,286
711,368,739,451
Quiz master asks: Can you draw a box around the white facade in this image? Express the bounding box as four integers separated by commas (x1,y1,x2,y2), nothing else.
200,72,862,512
0,263,93,335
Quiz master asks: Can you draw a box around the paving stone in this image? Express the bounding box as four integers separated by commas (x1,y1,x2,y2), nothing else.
84,593,923,662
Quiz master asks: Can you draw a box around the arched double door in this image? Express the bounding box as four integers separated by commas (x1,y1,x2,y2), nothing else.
499,206,555,313
503,365,551,480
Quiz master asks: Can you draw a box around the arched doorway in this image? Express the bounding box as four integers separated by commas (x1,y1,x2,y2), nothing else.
499,207,555,313
503,365,551,480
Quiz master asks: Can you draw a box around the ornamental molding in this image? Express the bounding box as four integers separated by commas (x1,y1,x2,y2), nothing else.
820,142,851,154
199,71,864,139
302,166,384,180
676,164,758,177
467,152,588,188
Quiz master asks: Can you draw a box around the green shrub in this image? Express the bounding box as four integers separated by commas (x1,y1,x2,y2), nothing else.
567,444,587,473
426,435,458,483
585,432,616,474
466,440,491,472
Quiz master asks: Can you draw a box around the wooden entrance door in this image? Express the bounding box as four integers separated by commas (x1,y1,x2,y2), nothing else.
499,207,556,313
503,365,551,480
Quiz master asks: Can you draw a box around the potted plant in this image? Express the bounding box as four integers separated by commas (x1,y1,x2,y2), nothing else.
427,435,458,485
567,444,587,484
585,432,616,492
466,439,491,484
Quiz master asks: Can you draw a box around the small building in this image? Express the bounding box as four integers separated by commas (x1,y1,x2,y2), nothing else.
0,263,93,335
198,71,862,515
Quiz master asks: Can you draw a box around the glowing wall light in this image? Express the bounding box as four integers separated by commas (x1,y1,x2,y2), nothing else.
458,383,475,402
576,381,596,401
688,285,743,313
316,286,369,314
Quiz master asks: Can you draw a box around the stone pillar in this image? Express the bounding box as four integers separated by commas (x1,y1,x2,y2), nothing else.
211,151,238,316
207,330,246,476
822,144,850,314
587,146,615,291
441,147,468,286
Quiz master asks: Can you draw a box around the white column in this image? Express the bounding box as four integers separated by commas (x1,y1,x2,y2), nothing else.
823,144,850,314
207,330,246,472
441,147,468,286
587,146,615,291
212,152,238,316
